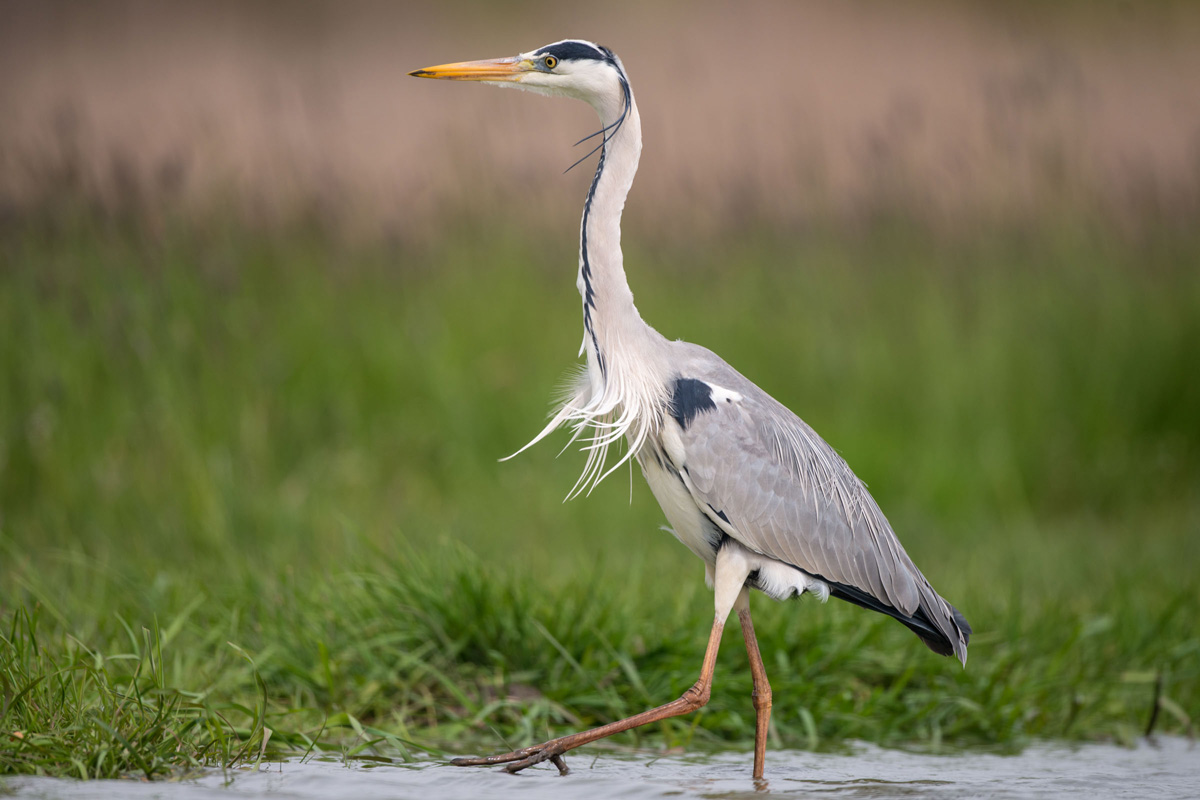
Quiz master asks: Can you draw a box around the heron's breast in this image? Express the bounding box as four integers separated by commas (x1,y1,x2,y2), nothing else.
639,439,722,565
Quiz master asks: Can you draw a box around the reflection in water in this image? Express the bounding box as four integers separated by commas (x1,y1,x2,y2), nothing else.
4,738,1198,799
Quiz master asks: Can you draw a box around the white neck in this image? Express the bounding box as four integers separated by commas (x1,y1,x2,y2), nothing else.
577,87,646,373
510,79,671,496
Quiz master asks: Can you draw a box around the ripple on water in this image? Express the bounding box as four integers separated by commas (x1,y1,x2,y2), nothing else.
3,738,1198,800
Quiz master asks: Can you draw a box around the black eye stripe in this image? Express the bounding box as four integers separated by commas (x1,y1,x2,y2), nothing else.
534,41,607,63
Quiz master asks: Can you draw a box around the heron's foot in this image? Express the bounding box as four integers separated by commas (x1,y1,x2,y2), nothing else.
452,741,572,775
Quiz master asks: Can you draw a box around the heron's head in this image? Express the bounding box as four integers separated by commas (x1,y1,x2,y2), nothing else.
410,39,629,112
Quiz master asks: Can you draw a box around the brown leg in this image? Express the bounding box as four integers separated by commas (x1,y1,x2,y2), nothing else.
737,597,772,780
452,614,726,774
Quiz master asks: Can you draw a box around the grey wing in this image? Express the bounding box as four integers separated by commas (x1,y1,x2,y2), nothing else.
670,345,970,662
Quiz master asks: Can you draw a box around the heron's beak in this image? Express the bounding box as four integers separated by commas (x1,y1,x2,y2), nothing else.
409,56,529,82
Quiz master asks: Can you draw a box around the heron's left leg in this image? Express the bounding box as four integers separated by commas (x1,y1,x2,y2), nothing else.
735,588,772,780
452,543,754,775
451,612,726,774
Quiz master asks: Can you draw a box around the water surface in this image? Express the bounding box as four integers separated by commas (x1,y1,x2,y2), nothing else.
5,738,1197,800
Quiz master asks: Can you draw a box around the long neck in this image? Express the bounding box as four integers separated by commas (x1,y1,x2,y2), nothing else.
578,86,645,375
512,80,667,495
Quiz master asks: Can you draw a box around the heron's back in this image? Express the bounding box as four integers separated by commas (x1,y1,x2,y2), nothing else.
649,341,971,663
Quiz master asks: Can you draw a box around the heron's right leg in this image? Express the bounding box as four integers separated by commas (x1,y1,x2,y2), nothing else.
735,589,772,780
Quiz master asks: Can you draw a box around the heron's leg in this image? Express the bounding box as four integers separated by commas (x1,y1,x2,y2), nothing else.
452,544,754,775
451,613,726,774
734,588,772,780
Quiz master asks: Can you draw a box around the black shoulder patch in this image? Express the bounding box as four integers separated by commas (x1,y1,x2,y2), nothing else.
670,377,716,430
535,41,607,63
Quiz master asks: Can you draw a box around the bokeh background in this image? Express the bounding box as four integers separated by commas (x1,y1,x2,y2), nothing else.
3,1,1200,235
1,0,1197,767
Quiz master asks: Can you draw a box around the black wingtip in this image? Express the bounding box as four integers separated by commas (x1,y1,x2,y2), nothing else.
824,579,970,663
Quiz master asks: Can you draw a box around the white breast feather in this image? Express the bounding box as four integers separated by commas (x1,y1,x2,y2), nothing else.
503,336,668,499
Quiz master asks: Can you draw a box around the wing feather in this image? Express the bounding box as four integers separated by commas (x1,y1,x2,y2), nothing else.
667,343,969,663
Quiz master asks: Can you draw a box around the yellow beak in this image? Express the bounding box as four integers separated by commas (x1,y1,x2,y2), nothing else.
409,56,528,82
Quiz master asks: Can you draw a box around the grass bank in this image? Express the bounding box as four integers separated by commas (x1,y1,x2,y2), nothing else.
1,219,1197,777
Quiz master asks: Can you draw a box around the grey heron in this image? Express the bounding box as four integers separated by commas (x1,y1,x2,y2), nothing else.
410,39,970,779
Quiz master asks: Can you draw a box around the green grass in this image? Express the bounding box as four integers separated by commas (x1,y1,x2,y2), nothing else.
1,217,1197,778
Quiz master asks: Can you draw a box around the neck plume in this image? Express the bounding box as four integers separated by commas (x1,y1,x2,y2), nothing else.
506,74,670,498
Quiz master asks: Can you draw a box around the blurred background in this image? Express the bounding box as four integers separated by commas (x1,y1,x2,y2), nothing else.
0,0,1198,752
4,1,1200,237
3,0,1200,597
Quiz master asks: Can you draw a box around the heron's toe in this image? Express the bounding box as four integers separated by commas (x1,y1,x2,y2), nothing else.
503,745,569,774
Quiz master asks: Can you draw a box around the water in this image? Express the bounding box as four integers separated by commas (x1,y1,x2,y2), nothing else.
4,738,1197,800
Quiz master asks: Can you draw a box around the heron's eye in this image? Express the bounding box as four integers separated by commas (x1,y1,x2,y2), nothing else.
543,55,558,70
